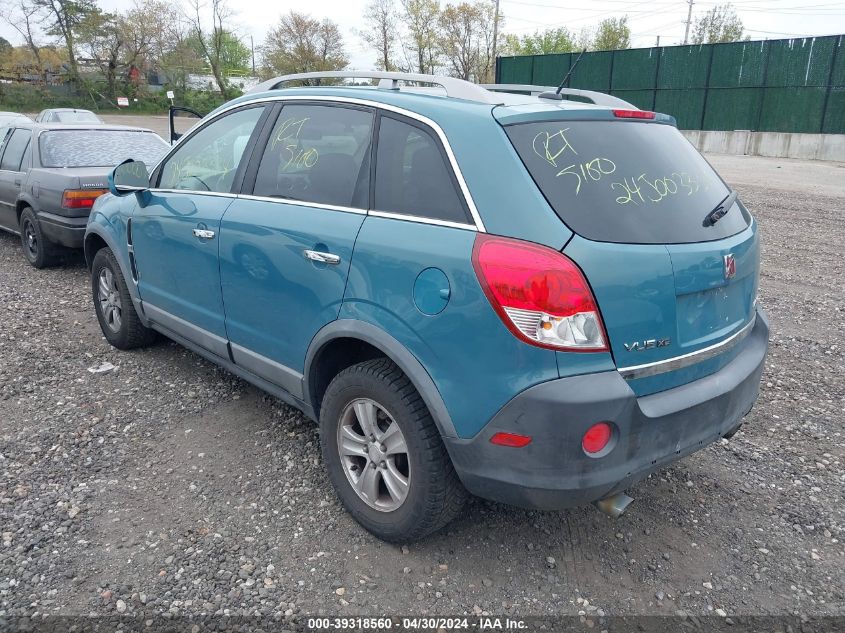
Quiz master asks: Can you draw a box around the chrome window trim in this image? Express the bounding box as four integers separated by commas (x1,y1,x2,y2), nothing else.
151,188,239,198
149,94,486,232
369,210,477,231
237,194,367,215
617,313,757,381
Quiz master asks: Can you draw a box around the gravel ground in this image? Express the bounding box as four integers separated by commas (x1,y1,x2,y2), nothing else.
0,155,843,622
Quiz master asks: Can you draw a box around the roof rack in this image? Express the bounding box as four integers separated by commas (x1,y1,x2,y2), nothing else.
482,84,636,109
248,71,500,104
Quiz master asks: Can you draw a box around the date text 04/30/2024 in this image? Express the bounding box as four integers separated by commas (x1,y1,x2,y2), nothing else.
306,617,528,630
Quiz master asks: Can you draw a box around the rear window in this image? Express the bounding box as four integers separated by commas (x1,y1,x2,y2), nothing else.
39,130,168,168
505,120,748,244
55,110,101,123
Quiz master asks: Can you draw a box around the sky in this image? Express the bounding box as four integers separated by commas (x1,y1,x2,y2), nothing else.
2,0,845,72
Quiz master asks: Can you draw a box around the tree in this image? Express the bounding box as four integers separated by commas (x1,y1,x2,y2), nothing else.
33,0,98,88
501,27,574,56
359,0,400,71
213,31,250,73
400,0,440,74
77,10,124,100
593,16,630,51
76,4,156,101
261,11,348,80
439,3,480,81
692,4,745,44
0,0,48,82
186,0,239,97
438,1,498,82
574,26,593,51
135,0,203,91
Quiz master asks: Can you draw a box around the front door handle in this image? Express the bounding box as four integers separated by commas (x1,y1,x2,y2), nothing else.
14,179,22,186
192,228,215,239
303,249,340,265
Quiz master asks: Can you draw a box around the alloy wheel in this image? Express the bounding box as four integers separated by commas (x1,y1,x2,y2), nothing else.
97,267,123,333
337,398,411,512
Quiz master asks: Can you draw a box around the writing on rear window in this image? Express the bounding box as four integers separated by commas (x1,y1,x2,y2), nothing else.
528,126,711,206
612,171,702,205
505,120,746,244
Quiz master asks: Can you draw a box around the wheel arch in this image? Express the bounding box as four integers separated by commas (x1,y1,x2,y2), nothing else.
84,223,146,324
15,197,35,223
304,320,458,438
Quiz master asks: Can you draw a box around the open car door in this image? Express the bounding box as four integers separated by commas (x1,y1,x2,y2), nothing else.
168,106,204,144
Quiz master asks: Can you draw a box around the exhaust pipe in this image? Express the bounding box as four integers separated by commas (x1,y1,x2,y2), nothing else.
594,493,634,518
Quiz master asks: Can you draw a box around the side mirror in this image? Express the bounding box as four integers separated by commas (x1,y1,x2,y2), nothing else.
109,159,150,197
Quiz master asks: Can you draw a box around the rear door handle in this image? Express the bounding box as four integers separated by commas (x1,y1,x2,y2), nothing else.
303,249,340,265
14,179,21,186
192,228,215,239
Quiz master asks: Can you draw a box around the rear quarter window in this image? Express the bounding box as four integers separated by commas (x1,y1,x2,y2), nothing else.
374,115,470,225
505,120,749,244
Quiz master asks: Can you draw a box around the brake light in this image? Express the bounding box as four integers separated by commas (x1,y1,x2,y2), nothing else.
472,234,607,352
612,109,655,119
62,189,108,209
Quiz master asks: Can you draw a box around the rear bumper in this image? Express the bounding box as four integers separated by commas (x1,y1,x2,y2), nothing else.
445,308,769,510
37,211,87,249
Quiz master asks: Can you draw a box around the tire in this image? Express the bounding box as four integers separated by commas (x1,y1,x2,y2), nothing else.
19,207,59,269
91,247,157,350
320,358,467,542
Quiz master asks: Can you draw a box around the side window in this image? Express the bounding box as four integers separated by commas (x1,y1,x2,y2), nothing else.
374,116,469,224
0,129,31,172
158,106,265,193
0,127,11,153
252,104,373,208
19,138,32,170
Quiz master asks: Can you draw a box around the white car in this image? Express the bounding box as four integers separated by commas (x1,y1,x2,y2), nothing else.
35,108,104,124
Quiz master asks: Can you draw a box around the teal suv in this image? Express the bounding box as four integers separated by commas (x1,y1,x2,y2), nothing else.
85,72,768,541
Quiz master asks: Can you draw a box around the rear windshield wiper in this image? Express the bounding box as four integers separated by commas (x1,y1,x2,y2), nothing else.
703,191,738,227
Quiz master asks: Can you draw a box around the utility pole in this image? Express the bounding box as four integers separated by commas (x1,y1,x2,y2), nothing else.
250,35,255,75
683,0,694,45
491,0,501,81
656,35,661,47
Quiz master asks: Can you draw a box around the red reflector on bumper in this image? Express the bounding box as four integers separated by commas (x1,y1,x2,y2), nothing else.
490,432,532,448
582,422,612,454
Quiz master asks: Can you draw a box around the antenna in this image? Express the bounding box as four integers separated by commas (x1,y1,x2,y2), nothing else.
556,48,587,95
539,48,588,101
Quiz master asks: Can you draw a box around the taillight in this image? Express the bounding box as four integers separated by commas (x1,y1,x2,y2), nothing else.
612,109,656,120
62,189,108,209
472,234,608,352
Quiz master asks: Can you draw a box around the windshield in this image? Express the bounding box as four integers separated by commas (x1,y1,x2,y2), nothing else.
39,130,169,168
55,111,101,123
505,120,748,244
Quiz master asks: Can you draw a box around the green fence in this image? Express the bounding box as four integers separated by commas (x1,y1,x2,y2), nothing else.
496,35,845,134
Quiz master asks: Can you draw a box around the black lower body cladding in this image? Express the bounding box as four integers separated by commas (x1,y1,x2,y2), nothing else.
445,308,770,510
